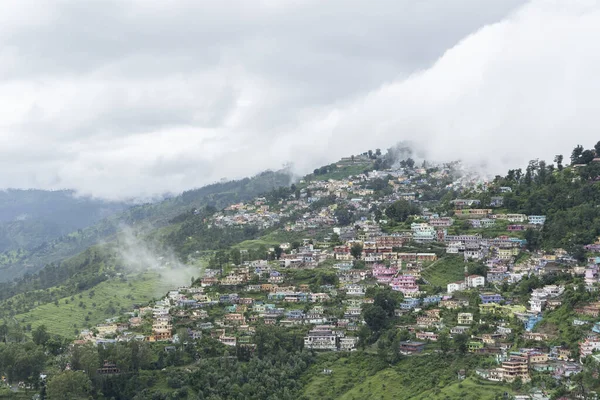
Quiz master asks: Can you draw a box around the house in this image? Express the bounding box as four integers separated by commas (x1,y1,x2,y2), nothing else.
451,326,470,335
457,313,473,325
466,275,485,288
479,293,504,304
400,298,421,310
339,337,359,351
416,316,439,328
399,341,425,354
579,336,600,357
447,281,466,294
411,223,436,242
490,197,504,207
345,284,366,296
415,331,438,341
527,215,546,225
304,327,338,350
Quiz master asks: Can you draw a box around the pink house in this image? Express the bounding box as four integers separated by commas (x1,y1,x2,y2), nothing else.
372,266,398,283
391,275,419,295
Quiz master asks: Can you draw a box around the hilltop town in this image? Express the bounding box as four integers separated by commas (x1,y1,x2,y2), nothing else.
46,144,600,399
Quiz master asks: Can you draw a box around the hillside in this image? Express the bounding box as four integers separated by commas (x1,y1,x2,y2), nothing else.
5,145,600,399
0,189,129,253
0,170,292,282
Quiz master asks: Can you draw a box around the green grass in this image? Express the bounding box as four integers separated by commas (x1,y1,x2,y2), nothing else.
421,255,466,287
309,163,373,182
302,353,513,400
234,230,308,250
15,272,174,338
302,353,387,399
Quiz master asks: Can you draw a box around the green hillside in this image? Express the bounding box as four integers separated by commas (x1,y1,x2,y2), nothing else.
0,170,291,282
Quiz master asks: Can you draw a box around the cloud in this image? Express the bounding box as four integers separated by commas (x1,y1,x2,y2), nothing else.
115,226,200,292
3,0,590,200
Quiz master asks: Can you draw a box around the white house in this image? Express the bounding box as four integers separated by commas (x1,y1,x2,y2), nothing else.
527,215,546,225
447,281,466,294
466,275,485,288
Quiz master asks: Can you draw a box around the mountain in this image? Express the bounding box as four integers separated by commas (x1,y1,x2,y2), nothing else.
0,170,292,282
6,146,600,399
0,189,129,253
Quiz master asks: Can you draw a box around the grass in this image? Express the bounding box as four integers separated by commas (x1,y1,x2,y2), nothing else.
308,163,373,182
15,272,174,338
302,353,387,399
421,255,466,287
234,230,308,250
302,353,513,400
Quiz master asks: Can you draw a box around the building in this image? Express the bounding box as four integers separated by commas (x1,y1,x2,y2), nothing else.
399,341,425,354
527,215,546,225
447,281,466,294
479,293,504,304
304,327,338,350
458,313,473,325
466,275,485,288
411,223,436,242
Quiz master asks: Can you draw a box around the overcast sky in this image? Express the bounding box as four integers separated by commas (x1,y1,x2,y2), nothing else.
1,0,598,200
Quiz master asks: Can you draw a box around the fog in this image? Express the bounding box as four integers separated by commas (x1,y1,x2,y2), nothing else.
115,227,201,293
0,0,597,199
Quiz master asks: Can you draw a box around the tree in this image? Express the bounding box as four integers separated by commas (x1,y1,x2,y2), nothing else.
373,288,400,317
334,206,354,226
571,145,584,164
362,304,388,333
350,243,363,260
524,228,541,251
595,141,600,155
70,343,99,379
375,148,382,156
274,246,284,260
32,325,50,347
454,333,468,354
385,200,420,223
580,149,595,164
554,154,564,171
46,370,92,400
405,158,415,168
438,332,450,353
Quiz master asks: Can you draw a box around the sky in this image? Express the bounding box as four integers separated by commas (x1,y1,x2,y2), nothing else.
0,0,598,200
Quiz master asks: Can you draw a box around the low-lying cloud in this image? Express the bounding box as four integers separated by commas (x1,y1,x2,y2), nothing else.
0,0,596,200
115,226,200,291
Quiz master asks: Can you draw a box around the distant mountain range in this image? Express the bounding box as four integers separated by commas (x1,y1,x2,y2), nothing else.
0,170,292,282
0,189,130,253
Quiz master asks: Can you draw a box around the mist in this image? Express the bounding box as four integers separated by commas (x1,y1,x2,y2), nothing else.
115,226,201,293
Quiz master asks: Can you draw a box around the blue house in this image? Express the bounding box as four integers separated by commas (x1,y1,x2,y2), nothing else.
286,310,305,319
525,314,543,332
400,298,421,310
479,293,504,304
422,295,442,305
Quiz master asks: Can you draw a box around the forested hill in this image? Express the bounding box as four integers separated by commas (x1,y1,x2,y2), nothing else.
0,189,129,252
444,142,600,254
0,170,292,282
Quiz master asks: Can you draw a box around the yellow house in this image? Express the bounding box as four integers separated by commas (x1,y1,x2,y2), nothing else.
479,303,526,317
96,323,118,336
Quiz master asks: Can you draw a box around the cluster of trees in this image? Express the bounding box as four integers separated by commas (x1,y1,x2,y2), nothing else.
487,143,600,251
570,142,600,165
361,287,403,339
385,200,421,223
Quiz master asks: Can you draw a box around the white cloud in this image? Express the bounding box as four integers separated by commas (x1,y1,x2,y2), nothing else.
6,0,594,200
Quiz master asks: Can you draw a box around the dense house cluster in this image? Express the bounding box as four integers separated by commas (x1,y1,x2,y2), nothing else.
72,154,600,393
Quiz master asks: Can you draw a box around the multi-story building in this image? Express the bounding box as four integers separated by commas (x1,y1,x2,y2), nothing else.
304,327,338,350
